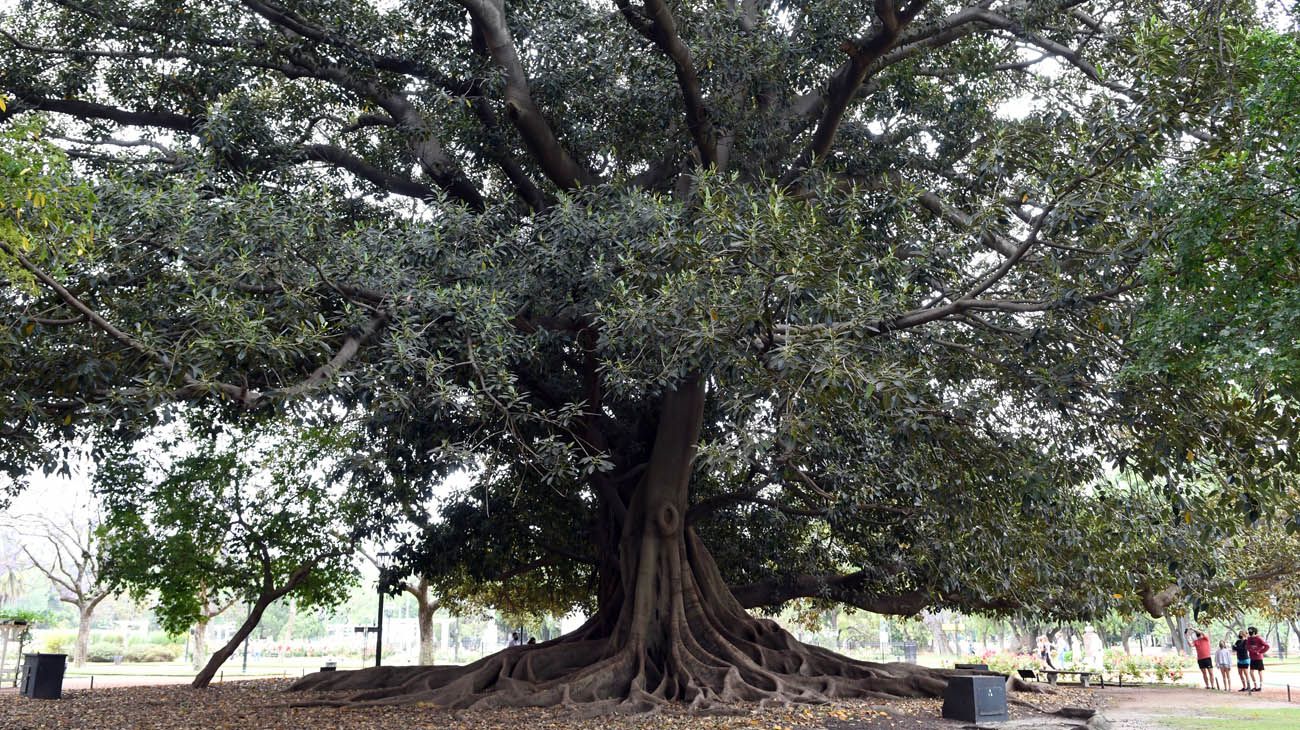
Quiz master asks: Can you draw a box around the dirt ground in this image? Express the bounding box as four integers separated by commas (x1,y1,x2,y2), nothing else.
0,678,1107,730
1098,685,1297,729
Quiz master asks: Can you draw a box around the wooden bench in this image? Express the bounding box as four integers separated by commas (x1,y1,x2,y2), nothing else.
1029,670,1102,685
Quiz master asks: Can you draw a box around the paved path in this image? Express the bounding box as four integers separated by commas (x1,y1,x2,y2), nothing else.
1098,685,1296,729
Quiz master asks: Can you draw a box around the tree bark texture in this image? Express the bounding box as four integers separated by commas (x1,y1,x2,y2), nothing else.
291,380,1041,711
416,592,437,665
74,610,92,667
192,619,209,672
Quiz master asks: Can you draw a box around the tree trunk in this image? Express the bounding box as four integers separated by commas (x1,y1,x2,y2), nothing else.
1121,622,1133,655
417,591,437,665
193,567,312,688
1010,618,1037,653
281,598,298,643
74,608,92,667
193,597,272,688
1165,614,1190,653
923,613,954,656
192,619,209,671
289,379,1041,711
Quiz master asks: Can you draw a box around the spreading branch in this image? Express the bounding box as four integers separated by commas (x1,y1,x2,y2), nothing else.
616,0,717,167
0,238,389,410
459,0,593,189
780,0,929,186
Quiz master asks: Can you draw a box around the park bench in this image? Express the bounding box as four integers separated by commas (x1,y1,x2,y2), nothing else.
1018,668,1104,688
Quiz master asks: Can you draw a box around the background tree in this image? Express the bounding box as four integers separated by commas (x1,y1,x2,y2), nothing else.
358,547,446,666
187,582,239,672
1,511,113,666
0,526,28,608
1126,16,1300,619
0,0,1290,711
97,420,365,688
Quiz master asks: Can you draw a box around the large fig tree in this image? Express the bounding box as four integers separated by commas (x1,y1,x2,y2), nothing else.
0,0,1283,712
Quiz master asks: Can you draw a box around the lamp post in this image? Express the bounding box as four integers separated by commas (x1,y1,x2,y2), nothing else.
376,552,390,667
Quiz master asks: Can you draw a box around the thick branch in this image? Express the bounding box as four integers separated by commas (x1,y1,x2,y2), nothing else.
301,144,440,200
731,572,929,615
460,0,592,189
10,95,199,134
616,0,716,167
780,0,928,186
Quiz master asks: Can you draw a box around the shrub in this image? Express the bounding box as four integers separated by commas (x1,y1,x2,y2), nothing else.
125,645,180,662
1150,655,1189,683
86,642,124,663
144,631,185,646
41,631,77,655
967,650,1043,675
1101,648,1148,681
1119,654,1152,683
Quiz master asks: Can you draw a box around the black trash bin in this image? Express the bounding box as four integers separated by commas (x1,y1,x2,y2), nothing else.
941,674,1008,723
902,641,918,664
954,662,989,671
20,653,68,700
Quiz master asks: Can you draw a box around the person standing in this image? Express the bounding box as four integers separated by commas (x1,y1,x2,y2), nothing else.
1186,629,1214,689
1233,631,1251,691
1245,626,1270,692
1215,641,1234,691
1037,635,1058,670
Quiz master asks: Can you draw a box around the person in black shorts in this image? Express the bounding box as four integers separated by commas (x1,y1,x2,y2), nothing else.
1233,631,1251,690
1245,626,1270,691
1186,629,1214,688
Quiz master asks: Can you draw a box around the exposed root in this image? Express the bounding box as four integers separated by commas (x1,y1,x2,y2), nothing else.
290,523,1051,714
289,621,1045,714
290,393,1055,716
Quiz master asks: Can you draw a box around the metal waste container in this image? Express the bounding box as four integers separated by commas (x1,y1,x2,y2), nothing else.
902,641,918,663
20,653,67,699
942,674,1008,723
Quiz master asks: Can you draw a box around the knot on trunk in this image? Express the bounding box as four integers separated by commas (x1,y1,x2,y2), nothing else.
655,504,679,536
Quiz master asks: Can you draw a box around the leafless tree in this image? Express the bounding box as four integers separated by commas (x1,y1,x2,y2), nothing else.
0,528,29,608
5,512,114,666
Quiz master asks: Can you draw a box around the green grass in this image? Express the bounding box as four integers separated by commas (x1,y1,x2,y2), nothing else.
1162,707,1300,729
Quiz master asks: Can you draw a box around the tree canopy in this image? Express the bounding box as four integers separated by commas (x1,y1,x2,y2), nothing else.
96,420,363,686
1,0,1295,711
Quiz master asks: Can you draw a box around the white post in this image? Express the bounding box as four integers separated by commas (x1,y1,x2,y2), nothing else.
482,620,498,656
0,624,10,687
